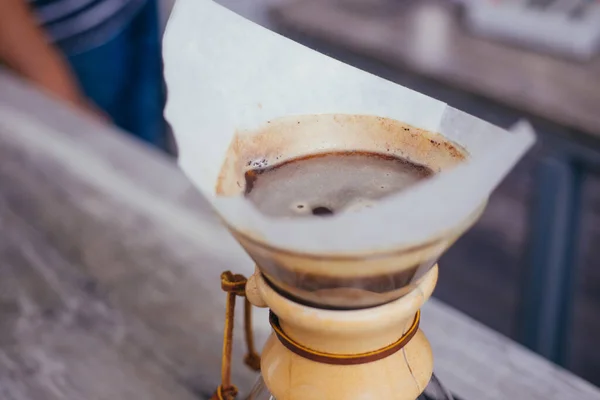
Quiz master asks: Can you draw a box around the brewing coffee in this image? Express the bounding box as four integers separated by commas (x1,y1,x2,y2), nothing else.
244,151,434,218
215,114,476,309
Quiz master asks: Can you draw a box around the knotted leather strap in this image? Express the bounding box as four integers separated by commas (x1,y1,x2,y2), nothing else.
211,272,261,400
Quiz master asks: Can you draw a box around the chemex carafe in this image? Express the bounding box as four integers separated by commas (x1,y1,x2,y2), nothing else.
163,1,535,398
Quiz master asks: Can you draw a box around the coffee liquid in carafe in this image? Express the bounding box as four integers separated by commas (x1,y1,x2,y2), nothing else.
244,151,434,219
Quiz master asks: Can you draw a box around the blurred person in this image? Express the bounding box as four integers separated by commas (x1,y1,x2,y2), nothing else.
0,0,168,152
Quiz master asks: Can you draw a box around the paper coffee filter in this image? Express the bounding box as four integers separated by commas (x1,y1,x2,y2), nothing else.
163,0,536,254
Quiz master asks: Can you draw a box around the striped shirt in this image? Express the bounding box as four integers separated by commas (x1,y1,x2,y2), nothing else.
29,0,147,54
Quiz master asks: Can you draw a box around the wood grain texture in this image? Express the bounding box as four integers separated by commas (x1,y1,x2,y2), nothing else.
0,72,269,400
270,0,600,140
0,208,203,400
423,300,600,400
0,71,599,399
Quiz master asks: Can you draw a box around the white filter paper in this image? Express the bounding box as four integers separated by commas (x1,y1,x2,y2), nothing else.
163,0,535,254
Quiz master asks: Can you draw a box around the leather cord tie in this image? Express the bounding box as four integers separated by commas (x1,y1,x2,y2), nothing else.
211,271,261,400
269,309,420,365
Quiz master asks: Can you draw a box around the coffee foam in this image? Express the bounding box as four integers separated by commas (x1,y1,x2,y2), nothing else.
216,114,467,197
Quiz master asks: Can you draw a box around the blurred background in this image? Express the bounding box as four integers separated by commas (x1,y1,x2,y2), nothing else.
3,0,600,391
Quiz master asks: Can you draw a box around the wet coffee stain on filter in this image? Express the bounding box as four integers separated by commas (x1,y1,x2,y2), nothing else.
215,114,467,197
